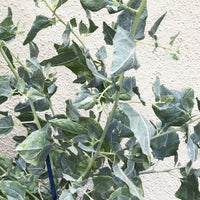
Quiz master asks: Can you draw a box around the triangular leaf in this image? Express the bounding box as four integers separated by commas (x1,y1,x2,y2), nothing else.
103,22,116,45
54,0,68,14
148,12,167,38
0,7,17,42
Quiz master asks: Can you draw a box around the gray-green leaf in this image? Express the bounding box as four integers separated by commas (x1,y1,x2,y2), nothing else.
0,75,13,98
0,181,26,200
80,0,109,12
113,164,143,200
16,125,52,166
119,103,155,157
111,27,137,76
0,7,17,42
0,116,14,135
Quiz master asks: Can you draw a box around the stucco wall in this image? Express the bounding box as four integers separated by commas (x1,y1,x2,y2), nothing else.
0,0,199,199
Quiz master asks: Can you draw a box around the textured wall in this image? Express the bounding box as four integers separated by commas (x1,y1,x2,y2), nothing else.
0,0,199,199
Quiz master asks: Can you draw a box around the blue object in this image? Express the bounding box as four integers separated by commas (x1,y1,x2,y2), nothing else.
46,155,57,200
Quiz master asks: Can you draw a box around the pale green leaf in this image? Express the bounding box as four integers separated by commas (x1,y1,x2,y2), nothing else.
113,164,143,200
111,27,137,76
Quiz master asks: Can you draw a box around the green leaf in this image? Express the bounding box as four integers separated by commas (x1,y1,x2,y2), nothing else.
79,20,88,35
152,77,193,126
103,22,116,45
49,118,87,135
113,164,143,200
148,12,167,38
70,18,77,27
59,190,74,200
117,0,147,40
16,124,52,166
123,77,145,105
187,133,198,162
54,0,68,13
59,24,71,52
29,42,39,58
73,87,97,110
27,87,45,102
96,46,107,61
2,46,14,67
175,173,200,200
40,47,88,76
151,127,180,160
0,181,26,200
86,59,107,81
93,176,113,193
66,99,80,122
16,78,26,93
119,103,155,157
0,116,14,135
196,98,200,112
88,19,98,33
80,0,109,12
79,116,103,139
181,87,194,114
109,187,136,200
23,15,56,45
111,27,137,76
0,7,17,42
170,32,180,46
0,75,13,98
0,155,12,175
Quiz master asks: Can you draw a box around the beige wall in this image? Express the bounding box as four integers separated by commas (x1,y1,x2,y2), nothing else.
0,0,200,199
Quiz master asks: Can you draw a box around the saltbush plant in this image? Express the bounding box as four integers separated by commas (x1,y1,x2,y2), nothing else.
0,0,200,199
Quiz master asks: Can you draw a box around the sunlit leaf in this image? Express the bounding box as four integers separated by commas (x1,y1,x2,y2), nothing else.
113,164,143,200
16,125,52,166
111,27,137,76
117,0,147,40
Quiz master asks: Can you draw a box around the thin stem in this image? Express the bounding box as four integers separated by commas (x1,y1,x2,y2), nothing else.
42,0,87,50
0,42,19,80
139,165,183,175
79,73,124,180
28,99,42,129
97,111,102,122
135,39,179,53
0,40,30,73
112,0,138,13
132,0,146,37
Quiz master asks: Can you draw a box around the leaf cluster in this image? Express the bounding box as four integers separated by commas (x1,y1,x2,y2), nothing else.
0,0,199,200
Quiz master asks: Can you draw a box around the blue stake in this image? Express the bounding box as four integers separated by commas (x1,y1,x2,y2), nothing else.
46,155,57,200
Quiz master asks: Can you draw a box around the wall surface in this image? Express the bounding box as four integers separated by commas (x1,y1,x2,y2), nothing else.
0,0,200,199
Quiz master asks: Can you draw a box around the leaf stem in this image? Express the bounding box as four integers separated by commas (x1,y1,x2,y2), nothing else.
28,99,42,130
139,165,183,175
131,0,146,37
112,0,138,13
135,39,179,53
0,42,19,80
0,40,30,73
79,73,124,180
